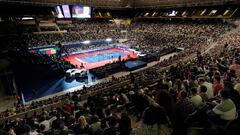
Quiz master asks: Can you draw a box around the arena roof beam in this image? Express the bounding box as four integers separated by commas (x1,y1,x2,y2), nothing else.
0,0,130,8
133,0,240,8
0,0,239,8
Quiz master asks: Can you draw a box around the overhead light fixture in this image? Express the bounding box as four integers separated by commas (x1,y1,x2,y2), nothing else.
182,10,187,17
200,9,207,16
152,12,156,17
22,17,34,20
106,38,112,42
99,12,102,17
144,12,149,17
209,10,218,16
82,40,90,44
223,9,230,16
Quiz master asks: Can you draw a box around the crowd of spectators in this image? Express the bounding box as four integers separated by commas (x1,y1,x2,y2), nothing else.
58,20,119,32
126,20,235,58
20,20,123,49
128,32,207,56
19,20,234,57
130,20,234,39
1,20,240,135
1,43,240,135
219,32,240,48
21,34,47,47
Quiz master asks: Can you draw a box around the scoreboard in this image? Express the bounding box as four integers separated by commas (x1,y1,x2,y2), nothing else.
55,5,91,19
30,47,59,55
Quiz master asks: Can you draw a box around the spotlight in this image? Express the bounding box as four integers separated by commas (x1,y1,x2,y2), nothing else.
82,40,90,44
106,38,112,42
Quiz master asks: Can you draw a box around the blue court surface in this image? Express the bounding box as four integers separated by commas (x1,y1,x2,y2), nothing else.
79,51,128,63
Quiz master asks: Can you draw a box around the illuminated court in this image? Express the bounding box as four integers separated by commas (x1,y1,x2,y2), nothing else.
64,47,137,69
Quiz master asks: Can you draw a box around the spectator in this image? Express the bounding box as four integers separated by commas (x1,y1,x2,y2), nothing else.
198,77,214,99
199,85,209,102
71,116,89,134
212,76,224,96
103,116,118,135
175,91,196,121
52,113,64,130
119,112,132,135
190,87,203,108
39,116,50,132
131,105,172,135
212,90,237,121
88,115,101,135
22,124,39,135
1,19,239,135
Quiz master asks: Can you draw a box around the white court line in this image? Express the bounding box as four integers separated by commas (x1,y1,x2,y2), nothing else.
75,57,86,64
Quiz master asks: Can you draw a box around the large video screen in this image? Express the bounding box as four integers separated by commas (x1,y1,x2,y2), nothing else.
62,5,71,18
72,6,91,18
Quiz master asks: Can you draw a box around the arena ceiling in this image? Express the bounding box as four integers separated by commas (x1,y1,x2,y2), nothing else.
1,0,239,8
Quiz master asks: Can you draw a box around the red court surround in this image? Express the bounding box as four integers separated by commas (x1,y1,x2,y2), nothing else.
64,48,137,69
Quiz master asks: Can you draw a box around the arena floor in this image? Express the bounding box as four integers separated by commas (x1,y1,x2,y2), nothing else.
64,48,137,69
19,70,98,102
19,47,137,103
1,52,176,109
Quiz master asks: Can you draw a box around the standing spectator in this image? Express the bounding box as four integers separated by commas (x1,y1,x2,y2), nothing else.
212,76,224,96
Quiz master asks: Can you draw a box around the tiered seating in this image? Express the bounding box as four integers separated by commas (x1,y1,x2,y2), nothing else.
1,20,240,135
